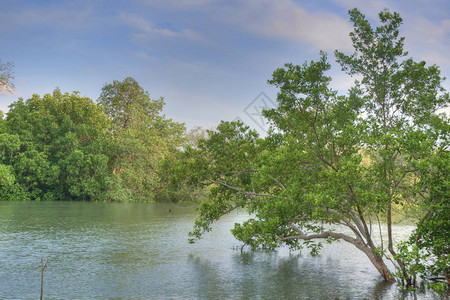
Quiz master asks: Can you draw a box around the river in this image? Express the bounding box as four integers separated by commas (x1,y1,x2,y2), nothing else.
0,201,442,299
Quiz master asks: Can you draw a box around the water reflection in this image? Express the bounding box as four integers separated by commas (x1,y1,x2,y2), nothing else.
186,250,397,300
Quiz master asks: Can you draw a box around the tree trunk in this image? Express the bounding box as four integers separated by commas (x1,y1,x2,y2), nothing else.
352,240,394,282
367,252,394,282
282,226,395,282
445,269,450,286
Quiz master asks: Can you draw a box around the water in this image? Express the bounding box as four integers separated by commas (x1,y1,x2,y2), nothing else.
0,201,442,299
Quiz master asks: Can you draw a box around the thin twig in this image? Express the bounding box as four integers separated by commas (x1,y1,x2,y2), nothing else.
40,257,49,300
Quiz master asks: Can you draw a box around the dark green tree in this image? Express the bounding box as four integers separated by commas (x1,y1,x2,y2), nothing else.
0,130,28,200
4,89,111,200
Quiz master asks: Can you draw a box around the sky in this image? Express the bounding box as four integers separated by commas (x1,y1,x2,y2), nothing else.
1,0,450,132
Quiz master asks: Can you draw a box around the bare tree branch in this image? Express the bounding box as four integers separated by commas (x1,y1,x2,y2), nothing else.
277,223,360,245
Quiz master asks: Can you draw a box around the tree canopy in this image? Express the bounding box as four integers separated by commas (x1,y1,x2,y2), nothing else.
174,8,449,287
98,77,185,201
2,89,111,200
0,78,188,202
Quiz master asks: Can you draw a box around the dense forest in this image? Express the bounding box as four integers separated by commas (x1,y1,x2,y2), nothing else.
0,77,204,202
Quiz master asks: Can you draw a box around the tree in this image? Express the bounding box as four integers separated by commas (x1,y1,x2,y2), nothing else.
158,126,210,203
98,77,165,130
0,163,28,201
406,148,449,290
176,8,449,284
98,77,185,201
185,126,208,149
334,8,449,286
0,59,14,93
4,89,111,200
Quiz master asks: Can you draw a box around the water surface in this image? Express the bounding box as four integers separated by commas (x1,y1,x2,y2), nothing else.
0,201,440,299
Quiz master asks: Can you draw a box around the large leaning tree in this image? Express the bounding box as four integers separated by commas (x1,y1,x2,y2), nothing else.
172,8,449,284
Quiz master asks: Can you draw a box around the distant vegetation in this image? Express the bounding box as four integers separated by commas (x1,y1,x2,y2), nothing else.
0,77,206,203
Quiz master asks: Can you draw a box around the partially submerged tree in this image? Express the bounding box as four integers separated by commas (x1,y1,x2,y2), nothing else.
176,8,449,284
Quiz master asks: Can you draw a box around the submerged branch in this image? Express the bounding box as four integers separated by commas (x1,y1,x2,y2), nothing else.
278,223,359,245
209,180,276,198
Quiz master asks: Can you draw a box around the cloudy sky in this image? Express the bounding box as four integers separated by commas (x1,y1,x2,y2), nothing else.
1,0,450,131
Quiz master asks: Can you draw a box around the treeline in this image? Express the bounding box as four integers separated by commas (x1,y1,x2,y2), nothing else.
0,77,204,202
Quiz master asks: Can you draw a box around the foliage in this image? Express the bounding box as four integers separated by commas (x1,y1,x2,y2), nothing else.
157,126,210,203
185,126,208,149
98,77,185,201
173,8,450,286
2,89,111,200
158,152,209,204
401,148,449,291
392,242,427,290
0,163,28,201
0,77,193,202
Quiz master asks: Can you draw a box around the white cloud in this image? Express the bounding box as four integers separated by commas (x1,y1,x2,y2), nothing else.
0,92,20,113
134,51,154,62
137,0,223,9
129,0,355,51
224,0,353,51
404,17,450,66
0,3,95,31
333,0,391,19
119,12,205,42
329,71,360,93
119,13,176,37
414,18,450,45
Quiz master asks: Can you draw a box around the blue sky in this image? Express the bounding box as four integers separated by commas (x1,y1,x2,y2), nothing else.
1,0,450,131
